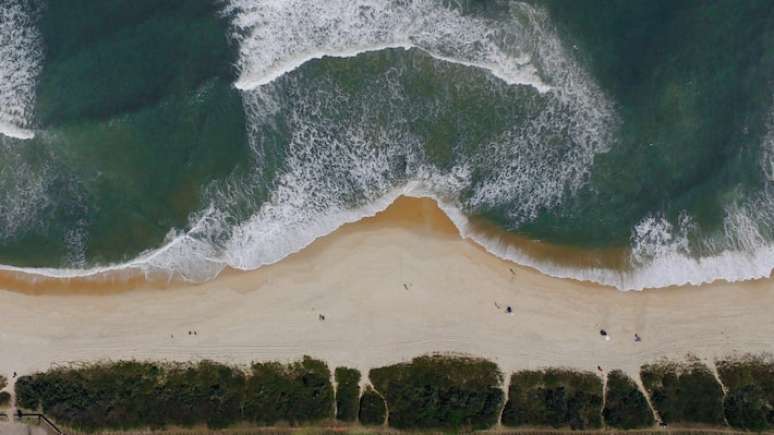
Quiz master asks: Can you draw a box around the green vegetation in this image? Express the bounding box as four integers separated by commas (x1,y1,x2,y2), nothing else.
0,391,10,407
335,367,361,422
242,357,334,425
15,357,333,432
369,355,504,430
0,374,6,390
157,360,246,428
640,359,725,426
716,356,774,431
602,370,655,429
16,354,774,432
359,386,387,426
502,369,603,430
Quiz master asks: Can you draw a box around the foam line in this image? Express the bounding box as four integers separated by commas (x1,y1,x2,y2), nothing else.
0,0,41,140
0,121,34,140
234,44,551,93
226,0,550,92
7,185,774,291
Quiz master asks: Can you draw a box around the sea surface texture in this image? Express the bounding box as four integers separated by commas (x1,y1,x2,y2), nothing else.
1,0,773,290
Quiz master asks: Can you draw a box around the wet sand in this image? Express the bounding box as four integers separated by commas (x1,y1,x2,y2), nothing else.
0,197,772,384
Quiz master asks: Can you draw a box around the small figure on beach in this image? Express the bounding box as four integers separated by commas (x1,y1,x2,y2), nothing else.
188,330,191,335
403,283,408,290
509,268,515,275
634,333,641,342
494,302,501,309
12,371,16,378
506,306,513,315
600,329,610,341
194,330,197,336
319,314,325,321
597,366,603,372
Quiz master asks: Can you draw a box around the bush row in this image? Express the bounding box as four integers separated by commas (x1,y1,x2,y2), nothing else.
502,368,603,430
640,357,725,426
15,354,774,431
16,356,333,431
0,374,8,407
334,367,360,422
370,355,504,430
716,356,774,431
603,369,654,429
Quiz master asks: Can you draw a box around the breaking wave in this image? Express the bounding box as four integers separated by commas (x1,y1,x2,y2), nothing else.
0,0,41,140
226,0,549,91
4,0,774,292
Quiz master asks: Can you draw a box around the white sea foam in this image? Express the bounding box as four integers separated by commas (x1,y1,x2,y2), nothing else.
8,1,774,293
0,154,51,242
225,0,549,92
0,0,41,140
0,1,622,288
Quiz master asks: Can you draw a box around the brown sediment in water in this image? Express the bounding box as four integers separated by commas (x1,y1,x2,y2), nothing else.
465,215,631,271
2,192,774,384
0,196,626,295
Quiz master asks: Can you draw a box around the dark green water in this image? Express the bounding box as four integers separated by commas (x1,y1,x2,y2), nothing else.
1,0,773,289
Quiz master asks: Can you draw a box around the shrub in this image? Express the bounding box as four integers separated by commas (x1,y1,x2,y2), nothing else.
603,370,654,429
243,356,334,425
640,358,725,426
335,367,361,422
359,386,386,426
0,375,6,390
369,355,504,430
716,356,774,431
14,356,334,431
14,375,40,410
0,391,10,407
14,361,164,431
157,361,246,429
502,368,603,430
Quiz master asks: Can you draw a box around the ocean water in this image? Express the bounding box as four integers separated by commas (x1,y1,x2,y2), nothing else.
0,0,773,290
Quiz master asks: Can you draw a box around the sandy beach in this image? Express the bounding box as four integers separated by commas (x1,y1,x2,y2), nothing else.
1,196,772,385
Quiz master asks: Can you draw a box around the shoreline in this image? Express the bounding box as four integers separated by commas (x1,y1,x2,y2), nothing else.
0,196,773,380
3,192,772,294
0,194,628,296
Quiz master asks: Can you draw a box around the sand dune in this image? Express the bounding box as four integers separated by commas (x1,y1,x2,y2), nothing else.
0,197,772,382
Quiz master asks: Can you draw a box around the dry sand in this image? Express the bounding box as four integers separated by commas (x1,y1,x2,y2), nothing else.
0,196,772,382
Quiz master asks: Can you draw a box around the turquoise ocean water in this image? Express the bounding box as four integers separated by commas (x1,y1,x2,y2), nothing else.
1,0,773,290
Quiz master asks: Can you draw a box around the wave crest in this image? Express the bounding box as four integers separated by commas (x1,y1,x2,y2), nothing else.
0,0,41,140
225,0,549,91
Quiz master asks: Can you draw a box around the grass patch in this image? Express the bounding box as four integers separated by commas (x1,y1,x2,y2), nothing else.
369,354,504,430
502,368,603,430
603,370,655,429
640,358,725,426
